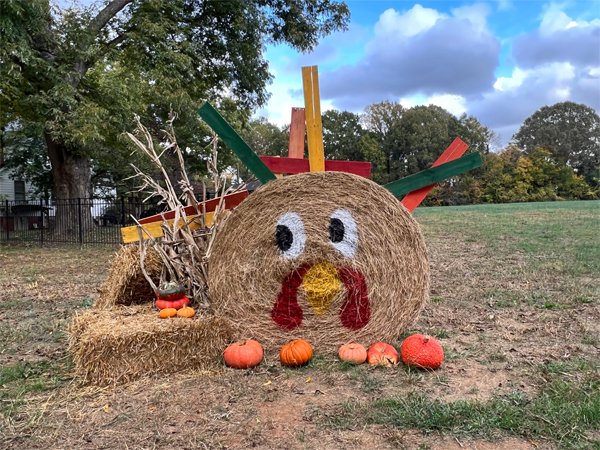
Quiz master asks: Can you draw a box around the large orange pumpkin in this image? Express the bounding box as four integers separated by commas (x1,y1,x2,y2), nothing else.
280,339,313,367
338,343,367,364
400,334,444,369
224,340,264,369
367,342,398,367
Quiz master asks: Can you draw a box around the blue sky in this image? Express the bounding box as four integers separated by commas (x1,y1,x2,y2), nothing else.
257,1,600,147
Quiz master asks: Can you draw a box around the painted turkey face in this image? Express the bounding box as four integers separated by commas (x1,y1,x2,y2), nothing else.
271,209,370,331
208,172,429,352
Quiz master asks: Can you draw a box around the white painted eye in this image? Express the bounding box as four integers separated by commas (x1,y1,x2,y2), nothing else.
275,212,305,259
329,209,358,258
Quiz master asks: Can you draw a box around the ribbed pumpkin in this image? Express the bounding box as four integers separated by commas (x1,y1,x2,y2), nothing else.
158,308,177,318
338,343,367,364
224,340,264,369
400,334,444,369
176,306,195,318
155,296,190,310
367,342,398,367
280,339,313,367
157,281,187,301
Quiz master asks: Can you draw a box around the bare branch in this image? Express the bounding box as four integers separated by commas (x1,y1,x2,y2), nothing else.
88,0,134,34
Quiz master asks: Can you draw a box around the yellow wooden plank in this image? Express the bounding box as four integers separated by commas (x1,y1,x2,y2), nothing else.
121,211,221,243
303,66,324,172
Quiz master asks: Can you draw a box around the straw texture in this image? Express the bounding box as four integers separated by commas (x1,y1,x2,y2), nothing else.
95,245,162,309
208,171,430,353
68,305,233,385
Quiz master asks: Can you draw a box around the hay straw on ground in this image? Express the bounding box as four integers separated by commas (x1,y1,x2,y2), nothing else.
208,171,430,354
68,305,233,385
94,245,162,309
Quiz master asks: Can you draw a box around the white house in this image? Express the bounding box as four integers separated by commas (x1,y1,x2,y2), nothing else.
0,157,33,201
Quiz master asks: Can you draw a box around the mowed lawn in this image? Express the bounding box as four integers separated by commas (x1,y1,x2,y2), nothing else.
0,201,598,450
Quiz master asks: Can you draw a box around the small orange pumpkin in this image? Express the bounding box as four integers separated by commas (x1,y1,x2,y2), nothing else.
176,306,195,318
338,343,367,364
224,340,264,369
280,339,313,367
159,308,177,318
367,342,398,367
400,334,444,369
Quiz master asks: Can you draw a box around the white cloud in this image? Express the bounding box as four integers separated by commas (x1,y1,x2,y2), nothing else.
451,3,491,34
374,5,446,38
400,94,467,117
539,3,573,35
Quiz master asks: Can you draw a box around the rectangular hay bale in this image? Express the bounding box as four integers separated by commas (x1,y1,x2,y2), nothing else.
69,306,233,385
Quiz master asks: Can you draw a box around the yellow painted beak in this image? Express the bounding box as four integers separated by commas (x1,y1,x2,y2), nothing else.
302,262,342,315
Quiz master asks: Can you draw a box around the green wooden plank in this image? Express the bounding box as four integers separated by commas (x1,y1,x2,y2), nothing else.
384,152,483,197
197,102,277,184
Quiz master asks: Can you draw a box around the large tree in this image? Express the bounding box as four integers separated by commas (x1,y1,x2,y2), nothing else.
322,109,364,161
512,101,600,178
1,0,350,207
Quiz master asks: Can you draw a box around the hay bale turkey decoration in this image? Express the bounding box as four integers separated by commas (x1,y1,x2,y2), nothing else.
71,66,482,385
201,66,482,353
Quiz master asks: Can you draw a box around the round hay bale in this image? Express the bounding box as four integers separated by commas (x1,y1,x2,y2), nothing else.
208,171,429,353
95,244,162,309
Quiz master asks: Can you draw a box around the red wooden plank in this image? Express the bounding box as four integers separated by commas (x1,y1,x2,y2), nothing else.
259,156,372,178
401,137,469,213
288,108,305,159
138,190,249,225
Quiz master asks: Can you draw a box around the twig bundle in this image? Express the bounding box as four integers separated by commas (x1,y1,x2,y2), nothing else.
208,171,430,353
124,113,242,310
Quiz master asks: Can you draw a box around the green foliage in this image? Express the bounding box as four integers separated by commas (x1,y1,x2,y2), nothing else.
512,101,600,177
322,110,365,161
1,0,350,197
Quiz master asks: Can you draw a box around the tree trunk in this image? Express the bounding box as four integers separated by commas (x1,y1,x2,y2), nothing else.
44,132,94,235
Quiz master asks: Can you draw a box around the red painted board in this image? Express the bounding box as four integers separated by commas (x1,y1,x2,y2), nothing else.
259,156,372,178
288,108,306,159
401,137,469,213
138,190,249,225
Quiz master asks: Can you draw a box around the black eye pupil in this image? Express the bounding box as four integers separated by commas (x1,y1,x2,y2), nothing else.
276,225,293,252
329,218,345,243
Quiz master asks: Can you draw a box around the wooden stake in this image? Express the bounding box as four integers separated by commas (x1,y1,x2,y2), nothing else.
302,66,325,172
288,108,306,159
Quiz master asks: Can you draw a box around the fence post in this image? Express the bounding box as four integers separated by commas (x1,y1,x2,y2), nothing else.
77,197,83,248
5,200,8,242
40,198,44,248
121,196,125,226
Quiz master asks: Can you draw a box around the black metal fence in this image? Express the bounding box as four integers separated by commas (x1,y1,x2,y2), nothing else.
0,197,162,247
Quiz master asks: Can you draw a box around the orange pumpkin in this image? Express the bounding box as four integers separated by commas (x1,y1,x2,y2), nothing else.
338,343,367,364
159,308,177,318
367,342,398,367
280,339,313,367
400,334,444,369
176,306,195,318
223,340,264,369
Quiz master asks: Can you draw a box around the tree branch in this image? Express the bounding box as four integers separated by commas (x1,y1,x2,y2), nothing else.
88,0,134,34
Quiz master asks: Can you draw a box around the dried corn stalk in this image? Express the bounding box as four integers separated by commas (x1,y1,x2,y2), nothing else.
125,112,245,311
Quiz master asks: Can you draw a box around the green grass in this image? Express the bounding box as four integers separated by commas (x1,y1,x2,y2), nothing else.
0,360,70,420
323,358,600,449
366,377,600,449
414,200,600,276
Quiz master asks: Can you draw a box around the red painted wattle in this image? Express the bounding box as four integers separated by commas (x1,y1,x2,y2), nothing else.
271,264,371,330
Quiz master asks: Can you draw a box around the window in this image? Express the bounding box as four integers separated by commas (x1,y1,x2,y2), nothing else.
14,181,26,201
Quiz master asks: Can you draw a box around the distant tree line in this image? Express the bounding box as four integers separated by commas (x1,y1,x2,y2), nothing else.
241,100,599,205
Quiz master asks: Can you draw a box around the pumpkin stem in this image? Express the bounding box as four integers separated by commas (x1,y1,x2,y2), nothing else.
423,335,430,343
